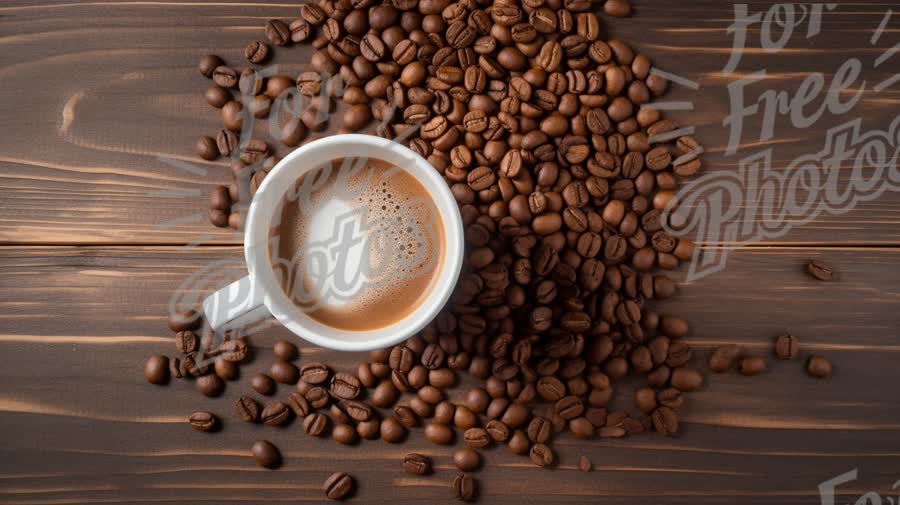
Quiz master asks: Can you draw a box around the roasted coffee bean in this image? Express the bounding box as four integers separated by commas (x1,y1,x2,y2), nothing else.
529,443,553,467
324,472,354,500
555,395,584,420
380,417,407,443
453,473,477,502
371,380,400,407
527,416,552,443
235,395,261,423
301,362,331,384
739,357,767,376
453,448,481,472
289,19,312,42
273,340,298,361
195,136,219,160
196,374,224,397
634,387,658,413
709,345,741,372
217,339,248,362
424,421,455,445
215,129,238,157
455,405,479,429
144,355,169,385
403,453,432,475
266,19,291,46
288,391,312,417
270,360,300,384
807,259,834,281
807,355,833,378
651,406,678,436
482,420,508,443
199,54,224,78
189,411,217,432
251,373,276,396
671,367,703,391
774,334,799,360
304,412,329,436
536,376,566,401
330,372,361,400
657,388,684,409
332,423,358,445
389,345,415,372
244,41,270,64
251,440,281,469
569,417,594,439
666,342,692,367
305,386,330,409
261,401,291,426
393,405,419,428
461,427,490,449
578,455,593,471
205,85,231,108
212,65,238,88
214,358,238,381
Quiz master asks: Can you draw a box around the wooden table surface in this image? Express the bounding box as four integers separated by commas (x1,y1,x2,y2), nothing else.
2,0,900,503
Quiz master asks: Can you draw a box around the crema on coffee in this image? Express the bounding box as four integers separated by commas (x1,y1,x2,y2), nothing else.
270,157,445,332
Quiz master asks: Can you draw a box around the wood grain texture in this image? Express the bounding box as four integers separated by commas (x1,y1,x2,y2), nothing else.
2,0,900,504
0,245,899,504
1,0,900,244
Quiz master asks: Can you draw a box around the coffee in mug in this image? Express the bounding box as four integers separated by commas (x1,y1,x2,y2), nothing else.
269,156,446,332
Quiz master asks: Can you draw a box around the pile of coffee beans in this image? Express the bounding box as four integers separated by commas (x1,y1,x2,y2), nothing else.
145,0,834,500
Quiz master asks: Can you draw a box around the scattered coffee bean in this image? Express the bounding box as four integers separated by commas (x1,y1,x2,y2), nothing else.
454,448,481,471
651,406,678,436
332,423,358,445
807,355,833,378
244,40,270,64
198,54,224,78
261,401,291,426
304,412,329,436
709,345,741,372
205,85,230,108
196,374,224,397
189,411,217,432
235,396,260,423
214,358,239,381
273,340,299,361
424,421,454,445
301,362,331,384
453,473,477,502
265,19,291,46
251,440,281,469
381,417,407,443
670,367,703,392
603,0,631,17
195,136,219,160
807,259,834,281
144,355,169,385
403,453,432,475
739,357,767,376
529,443,554,467
774,334,799,360
251,373,276,395
167,309,200,332
324,472,354,500
578,455,592,472
270,360,300,384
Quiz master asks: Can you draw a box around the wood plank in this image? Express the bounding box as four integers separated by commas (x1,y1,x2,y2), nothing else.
2,0,900,244
0,245,898,504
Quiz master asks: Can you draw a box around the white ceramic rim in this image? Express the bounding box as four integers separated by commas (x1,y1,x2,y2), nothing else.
244,134,464,352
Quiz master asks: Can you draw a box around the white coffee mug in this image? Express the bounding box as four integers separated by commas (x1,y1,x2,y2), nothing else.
202,134,464,352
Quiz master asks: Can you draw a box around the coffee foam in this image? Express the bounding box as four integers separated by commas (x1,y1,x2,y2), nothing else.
271,157,444,332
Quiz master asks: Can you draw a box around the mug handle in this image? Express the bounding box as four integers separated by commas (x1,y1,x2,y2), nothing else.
203,275,271,332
